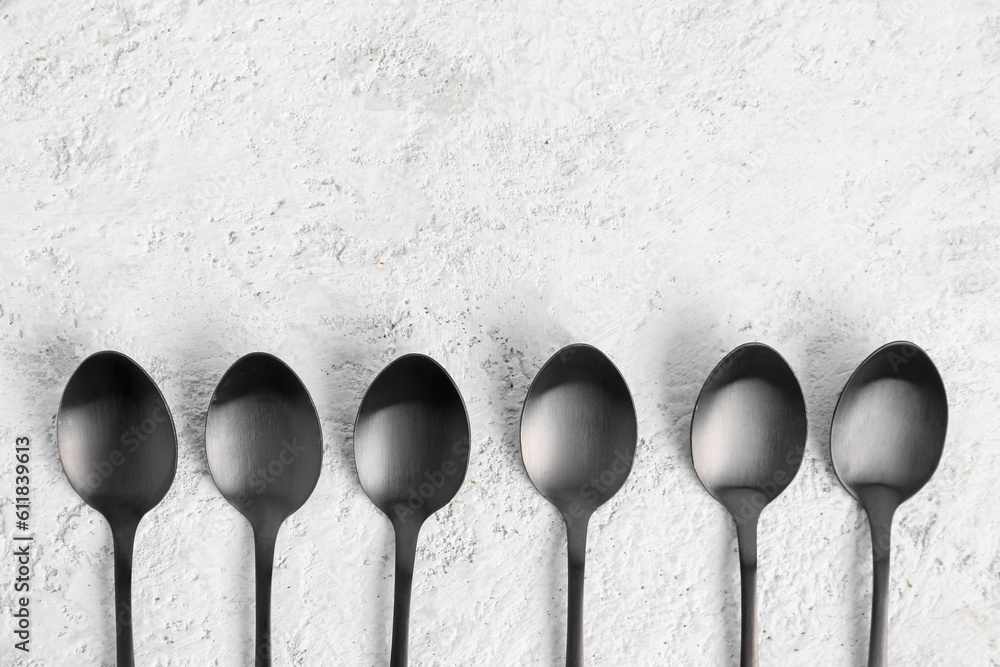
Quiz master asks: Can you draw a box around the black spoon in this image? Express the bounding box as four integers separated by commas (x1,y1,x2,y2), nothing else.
519,344,637,667
205,353,323,667
354,354,471,667
690,343,807,667
57,351,178,667
831,341,947,667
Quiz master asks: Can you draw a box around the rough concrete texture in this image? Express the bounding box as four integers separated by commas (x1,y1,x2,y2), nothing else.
1,0,999,665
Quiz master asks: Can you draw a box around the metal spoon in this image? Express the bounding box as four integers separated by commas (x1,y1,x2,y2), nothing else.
205,352,323,667
519,343,637,667
830,341,947,667
354,354,471,667
57,351,177,667
690,342,807,667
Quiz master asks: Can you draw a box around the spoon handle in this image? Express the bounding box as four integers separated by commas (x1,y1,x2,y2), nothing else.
735,516,759,667
112,521,138,667
867,502,895,667
390,521,420,667
564,513,589,667
254,530,276,667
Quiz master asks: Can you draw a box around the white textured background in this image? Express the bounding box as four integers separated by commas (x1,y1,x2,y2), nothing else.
1,0,999,665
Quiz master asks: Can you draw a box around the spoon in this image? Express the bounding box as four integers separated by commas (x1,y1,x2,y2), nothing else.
519,343,637,667
830,341,947,667
57,350,177,667
205,352,323,667
690,342,807,667
354,354,470,667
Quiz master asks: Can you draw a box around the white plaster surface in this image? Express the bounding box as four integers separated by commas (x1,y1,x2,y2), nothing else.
1,0,999,664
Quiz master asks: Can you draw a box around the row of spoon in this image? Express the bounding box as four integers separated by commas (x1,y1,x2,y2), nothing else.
56,340,947,667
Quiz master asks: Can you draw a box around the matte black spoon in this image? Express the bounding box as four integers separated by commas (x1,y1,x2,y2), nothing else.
831,341,947,667
57,351,177,667
205,353,323,667
354,354,470,667
690,343,807,667
519,344,637,667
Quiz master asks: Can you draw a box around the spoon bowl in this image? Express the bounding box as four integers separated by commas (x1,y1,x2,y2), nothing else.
691,343,807,517
520,345,637,514
355,355,470,523
354,354,470,667
205,352,322,667
57,351,178,667
690,342,807,667
831,342,947,502
519,343,637,667
830,341,947,667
